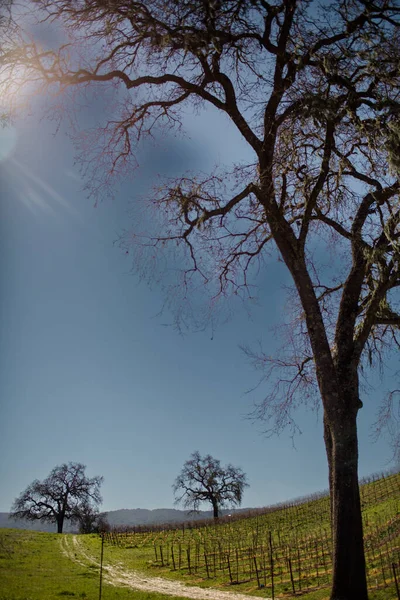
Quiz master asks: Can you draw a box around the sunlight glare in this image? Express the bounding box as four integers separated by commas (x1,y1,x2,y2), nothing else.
0,124,17,162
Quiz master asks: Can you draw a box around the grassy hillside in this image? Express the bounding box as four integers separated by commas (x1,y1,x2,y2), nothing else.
0,528,186,600
101,471,400,599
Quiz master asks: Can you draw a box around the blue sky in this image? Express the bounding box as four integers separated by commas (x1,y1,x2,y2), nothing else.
0,90,397,515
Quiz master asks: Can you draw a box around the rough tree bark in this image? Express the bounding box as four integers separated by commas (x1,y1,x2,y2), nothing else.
56,514,64,534
211,500,219,519
329,408,366,598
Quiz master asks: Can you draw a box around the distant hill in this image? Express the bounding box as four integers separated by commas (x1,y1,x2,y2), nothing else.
107,507,214,526
0,507,236,533
0,512,76,533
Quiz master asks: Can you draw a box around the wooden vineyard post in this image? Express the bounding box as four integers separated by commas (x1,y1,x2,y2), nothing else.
393,563,400,600
204,552,210,579
269,532,275,600
236,548,239,583
195,542,200,573
248,549,253,580
288,558,296,595
370,539,376,568
321,540,328,576
297,546,301,591
227,553,233,583
385,539,391,570
253,556,261,588
154,544,158,562
303,542,309,591
187,547,191,574
379,548,386,587
262,547,267,588
99,533,105,600
171,543,176,570
366,552,372,591
178,543,182,571
160,545,164,567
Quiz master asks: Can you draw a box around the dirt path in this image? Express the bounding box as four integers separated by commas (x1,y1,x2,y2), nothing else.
60,535,271,600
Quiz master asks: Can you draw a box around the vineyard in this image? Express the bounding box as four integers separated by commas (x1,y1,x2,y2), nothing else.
103,470,400,599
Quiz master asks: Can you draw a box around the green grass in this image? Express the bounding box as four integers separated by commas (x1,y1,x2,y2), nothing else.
0,529,187,600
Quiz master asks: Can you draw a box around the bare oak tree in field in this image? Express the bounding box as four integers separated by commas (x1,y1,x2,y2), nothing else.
10,462,103,533
173,451,248,518
2,1,400,597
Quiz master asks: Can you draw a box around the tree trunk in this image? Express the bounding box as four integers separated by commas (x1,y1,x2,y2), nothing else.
323,415,333,514
212,500,219,519
325,405,368,600
57,514,64,534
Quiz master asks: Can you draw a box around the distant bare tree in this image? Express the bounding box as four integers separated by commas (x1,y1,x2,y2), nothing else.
10,463,103,533
173,451,248,519
2,1,400,597
72,500,109,534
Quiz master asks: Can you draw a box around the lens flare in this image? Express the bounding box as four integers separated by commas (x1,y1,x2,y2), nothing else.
0,124,17,162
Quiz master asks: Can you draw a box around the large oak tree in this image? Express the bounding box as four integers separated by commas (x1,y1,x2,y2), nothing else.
2,1,400,597
10,462,103,533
